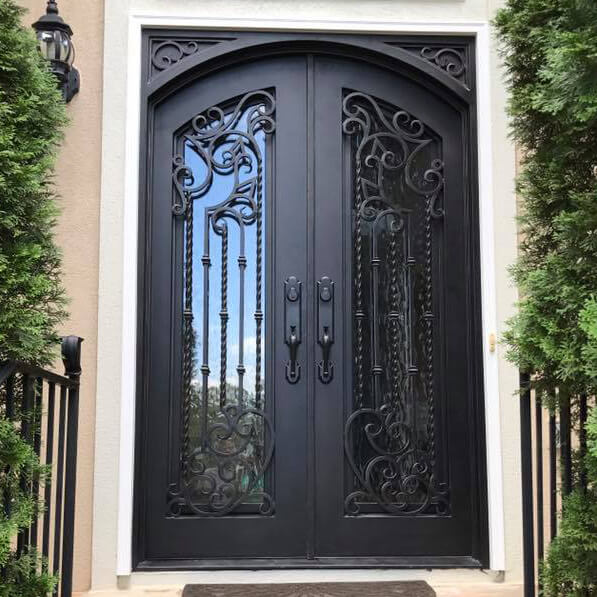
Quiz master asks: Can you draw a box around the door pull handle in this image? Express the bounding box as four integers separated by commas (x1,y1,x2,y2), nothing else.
317,276,335,384
284,276,302,384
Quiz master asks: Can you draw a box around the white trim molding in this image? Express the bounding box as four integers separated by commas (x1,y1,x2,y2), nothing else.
114,14,505,578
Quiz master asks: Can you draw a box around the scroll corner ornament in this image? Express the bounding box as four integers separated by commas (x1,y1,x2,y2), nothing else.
150,38,225,78
420,46,467,84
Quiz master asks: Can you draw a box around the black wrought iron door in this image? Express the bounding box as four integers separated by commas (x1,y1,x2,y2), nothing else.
312,57,482,560
141,56,311,561
137,42,486,568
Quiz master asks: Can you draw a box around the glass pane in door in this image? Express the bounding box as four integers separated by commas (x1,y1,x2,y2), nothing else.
342,91,450,517
168,90,276,517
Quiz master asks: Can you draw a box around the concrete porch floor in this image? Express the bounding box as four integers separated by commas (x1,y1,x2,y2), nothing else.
75,570,523,597
76,585,523,597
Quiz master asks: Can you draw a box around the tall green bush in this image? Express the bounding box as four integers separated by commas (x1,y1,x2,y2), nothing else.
0,0,67,594
0,0,67,366
494,0,597,595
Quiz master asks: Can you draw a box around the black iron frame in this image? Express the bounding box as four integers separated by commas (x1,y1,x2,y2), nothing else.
519,373,588,596
134,29,487,571
0,336,82,597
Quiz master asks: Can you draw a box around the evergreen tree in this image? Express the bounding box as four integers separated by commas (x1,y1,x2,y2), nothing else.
0,0,67,365
0,0,67,593
494,1,597,594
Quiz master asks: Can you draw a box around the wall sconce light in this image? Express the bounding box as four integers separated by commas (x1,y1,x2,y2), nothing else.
32,0,80,102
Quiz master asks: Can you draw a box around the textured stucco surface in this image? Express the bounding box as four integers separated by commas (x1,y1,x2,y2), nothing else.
19,0,105,592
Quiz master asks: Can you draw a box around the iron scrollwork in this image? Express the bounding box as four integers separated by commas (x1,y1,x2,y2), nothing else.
168,90,276,517
152,39,203,72
342,91,449,516
149,37,231,78
419,46,466,82
388,42,469,87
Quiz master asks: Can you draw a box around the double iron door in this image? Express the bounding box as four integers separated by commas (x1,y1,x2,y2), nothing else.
139,50,486,566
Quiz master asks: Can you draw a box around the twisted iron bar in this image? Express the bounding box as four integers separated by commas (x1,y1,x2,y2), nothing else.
219,226,228,409
255,154,263,412
423,199,436,468
388,220,405,425
182,200,194,481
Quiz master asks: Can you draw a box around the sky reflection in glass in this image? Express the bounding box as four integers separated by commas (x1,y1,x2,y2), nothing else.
184,112,266,409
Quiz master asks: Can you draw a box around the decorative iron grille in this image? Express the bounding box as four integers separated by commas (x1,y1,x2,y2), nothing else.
168,90,276,517
342,91,450,516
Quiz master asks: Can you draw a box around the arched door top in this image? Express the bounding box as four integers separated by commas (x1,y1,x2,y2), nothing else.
143,31,475,106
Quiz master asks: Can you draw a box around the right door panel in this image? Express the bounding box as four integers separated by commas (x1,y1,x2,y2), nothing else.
313,56,484,560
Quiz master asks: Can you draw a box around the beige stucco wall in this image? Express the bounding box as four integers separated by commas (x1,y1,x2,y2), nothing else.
20,1,105,592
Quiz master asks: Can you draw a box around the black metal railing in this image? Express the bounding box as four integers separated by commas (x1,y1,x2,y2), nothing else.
0,336,82,597
520,372,589,597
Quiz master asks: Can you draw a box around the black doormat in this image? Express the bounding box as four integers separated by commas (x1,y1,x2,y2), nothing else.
183,582,436,597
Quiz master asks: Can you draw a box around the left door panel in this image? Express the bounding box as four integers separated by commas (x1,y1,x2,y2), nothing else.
138,56,309,563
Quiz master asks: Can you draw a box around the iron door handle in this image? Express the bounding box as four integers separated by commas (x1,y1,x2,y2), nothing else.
284,276,302,384
317,276,334,384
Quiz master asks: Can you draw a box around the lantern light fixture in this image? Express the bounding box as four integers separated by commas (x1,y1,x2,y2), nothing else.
32,0,79,102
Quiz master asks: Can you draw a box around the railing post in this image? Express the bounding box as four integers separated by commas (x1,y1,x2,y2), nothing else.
42,382,56,565
535,392,544,595
579,394,588,491
549,412,557,540
560,396,572,497
17,374,35,555
31,377,43,550
520,371,536,597
60,336,83,597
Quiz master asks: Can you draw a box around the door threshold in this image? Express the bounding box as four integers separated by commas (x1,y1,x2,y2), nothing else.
136,556,483,571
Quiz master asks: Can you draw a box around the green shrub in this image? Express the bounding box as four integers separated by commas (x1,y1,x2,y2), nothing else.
494,1,597,595
0,0,67,594
0,419,56,596
541,490,597,597
0,0,67,366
